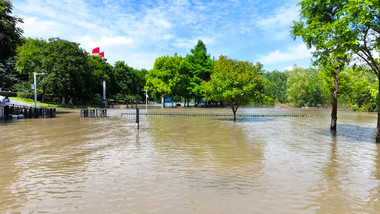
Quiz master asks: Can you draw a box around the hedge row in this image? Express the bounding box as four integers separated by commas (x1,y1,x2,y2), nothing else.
0,91,18,97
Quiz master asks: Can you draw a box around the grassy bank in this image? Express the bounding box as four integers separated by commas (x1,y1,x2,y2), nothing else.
10,97,101,109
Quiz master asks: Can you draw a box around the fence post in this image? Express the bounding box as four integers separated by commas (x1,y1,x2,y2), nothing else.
136,108,139,130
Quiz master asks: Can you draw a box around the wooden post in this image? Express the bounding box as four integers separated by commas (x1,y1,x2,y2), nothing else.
136,108,139,130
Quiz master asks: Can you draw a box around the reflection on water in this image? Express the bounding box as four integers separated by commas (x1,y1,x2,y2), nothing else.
0,108,380,213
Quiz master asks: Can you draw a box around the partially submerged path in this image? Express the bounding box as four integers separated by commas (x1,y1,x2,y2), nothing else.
0,95,32,107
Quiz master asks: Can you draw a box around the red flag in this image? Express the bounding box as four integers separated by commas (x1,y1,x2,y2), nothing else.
99,52,104,57
92,47,100,54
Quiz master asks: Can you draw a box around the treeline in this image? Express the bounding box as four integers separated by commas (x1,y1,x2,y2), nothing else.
264,66,378,112
1,0,378,113
3,36,378,112
146,40,215,106
12,38,147,105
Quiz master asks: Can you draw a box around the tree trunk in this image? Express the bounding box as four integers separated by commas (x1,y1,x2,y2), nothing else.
126,100,129,109
377,75,380,143
230,103,239,122
330,65,340,131
61,96,66,105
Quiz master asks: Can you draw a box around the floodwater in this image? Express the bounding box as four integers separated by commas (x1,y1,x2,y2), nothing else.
1,108,380,213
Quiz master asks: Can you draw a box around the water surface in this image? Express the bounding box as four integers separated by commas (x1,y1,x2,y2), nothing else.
0,108,379,213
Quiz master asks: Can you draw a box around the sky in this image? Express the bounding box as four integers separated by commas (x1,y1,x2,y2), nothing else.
13,0,314,71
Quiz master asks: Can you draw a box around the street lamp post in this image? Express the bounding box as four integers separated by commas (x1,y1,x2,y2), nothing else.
33,72,46,108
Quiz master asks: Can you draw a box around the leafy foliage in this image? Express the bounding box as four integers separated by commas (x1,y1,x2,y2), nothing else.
0,0,23,60
87,55,113,97
339,66,378,111
108,61,146,101
263,70,289,103
287,66,326,107
145,54,187,101
202,56,265,120
186,40,214,102
16,38,97,104
0,0,24,90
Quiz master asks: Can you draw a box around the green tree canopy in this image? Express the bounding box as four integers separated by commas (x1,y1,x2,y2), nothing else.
202,56,265,121
0,0,23,60
87,55,113,99
291,0,352,131
186,40,214,103
339,66,378,112
16,38,96,104
108,61,146,101
287,66,326,107
263,70,289,104
145,54,186,103
0,0,24,90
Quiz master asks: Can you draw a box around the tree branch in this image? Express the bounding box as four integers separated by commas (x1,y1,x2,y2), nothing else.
358,27,380,75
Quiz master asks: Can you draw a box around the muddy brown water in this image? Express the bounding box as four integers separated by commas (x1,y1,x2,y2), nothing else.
1,108,380,213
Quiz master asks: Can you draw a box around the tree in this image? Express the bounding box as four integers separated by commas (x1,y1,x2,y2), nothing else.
287,66,326,107
263,70,289,103
291,0,351,131
145,54,187,107
300,0,380,141
186,40,214,104
202,56,265,121
87,55,113,100
16,38,96,104
0,58,19,90
0,0,23,60
108,61,146,103
0,0,24,90
339,66,378,111
337,0,380,141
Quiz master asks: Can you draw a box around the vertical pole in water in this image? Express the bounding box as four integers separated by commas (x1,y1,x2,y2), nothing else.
136,107,140,130
33,72,47,108
142,89,148,112
102,76,107,108
34,72,37,108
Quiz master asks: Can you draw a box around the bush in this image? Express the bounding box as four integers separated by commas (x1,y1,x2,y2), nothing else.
0,91,17,97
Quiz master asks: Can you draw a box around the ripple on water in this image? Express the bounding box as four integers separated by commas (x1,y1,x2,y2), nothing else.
1,109,380,213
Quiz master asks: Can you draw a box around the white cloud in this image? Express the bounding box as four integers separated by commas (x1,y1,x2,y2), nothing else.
95,36,134,47
255,4,299,39
20,17,64,38
258,44,313,64
78,35,134,55
256,6,299,30
13,0,312,71
173,38,215,49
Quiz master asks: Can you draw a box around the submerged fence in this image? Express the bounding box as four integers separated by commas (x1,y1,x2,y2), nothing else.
120,110,316,118
80,108,107,118
1,104,56,119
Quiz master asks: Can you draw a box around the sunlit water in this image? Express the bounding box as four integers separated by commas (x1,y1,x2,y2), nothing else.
1,108,380,213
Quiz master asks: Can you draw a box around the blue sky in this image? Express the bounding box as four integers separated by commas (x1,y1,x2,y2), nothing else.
13,0,313,71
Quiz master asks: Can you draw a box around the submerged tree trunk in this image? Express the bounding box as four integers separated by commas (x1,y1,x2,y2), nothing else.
330,65,340,131
230,103,239,122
